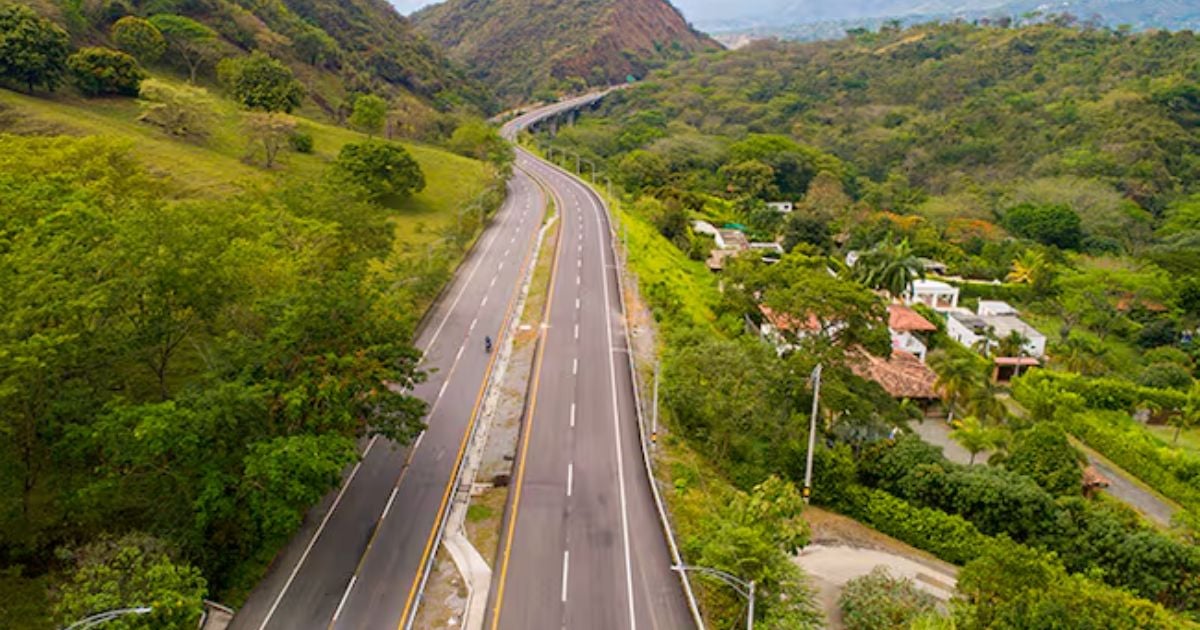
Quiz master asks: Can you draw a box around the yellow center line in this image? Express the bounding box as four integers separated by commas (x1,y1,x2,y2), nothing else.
489,158,568,630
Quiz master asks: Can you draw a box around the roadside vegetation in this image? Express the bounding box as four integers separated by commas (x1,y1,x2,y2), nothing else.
0,5,515,628
537,15,1200,629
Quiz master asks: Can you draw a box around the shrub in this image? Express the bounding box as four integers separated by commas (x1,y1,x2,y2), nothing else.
67,47,146,97
1014,369,1187,412
334,141,425,200
839,567,939,630
289,130,314,154
1003,423,1083,496
836,485,990,565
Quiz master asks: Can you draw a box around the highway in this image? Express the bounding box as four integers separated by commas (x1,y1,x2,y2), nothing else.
488,102,693,629
229,160,546,630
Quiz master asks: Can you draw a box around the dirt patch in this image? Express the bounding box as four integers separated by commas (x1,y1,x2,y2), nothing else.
804,506,958,577
412,549,468,629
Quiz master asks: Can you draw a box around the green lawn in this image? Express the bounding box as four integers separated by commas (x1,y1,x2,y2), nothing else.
1146,424,1200,455
0,78,493,248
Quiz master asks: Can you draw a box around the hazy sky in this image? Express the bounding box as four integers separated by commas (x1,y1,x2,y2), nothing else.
388,0,720,19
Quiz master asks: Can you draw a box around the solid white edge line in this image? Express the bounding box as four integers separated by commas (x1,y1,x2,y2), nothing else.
332,575,357,622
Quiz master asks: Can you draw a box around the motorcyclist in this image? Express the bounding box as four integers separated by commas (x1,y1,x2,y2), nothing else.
484,335,493,353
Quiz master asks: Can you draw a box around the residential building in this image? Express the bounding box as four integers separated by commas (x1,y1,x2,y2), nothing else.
944,302,1047,382
905,279,960,311
849,349,939,403
714,228,750,251
767,201,794,213
888,304,937,361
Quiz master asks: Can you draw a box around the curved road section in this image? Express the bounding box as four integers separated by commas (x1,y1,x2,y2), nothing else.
230,161,546,630
488,103,693,630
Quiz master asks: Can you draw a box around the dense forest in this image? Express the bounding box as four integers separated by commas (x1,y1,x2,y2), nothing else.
412,0,720,103
533,18,1200,628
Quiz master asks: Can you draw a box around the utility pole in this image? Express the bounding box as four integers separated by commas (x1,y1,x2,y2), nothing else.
803,363,822,503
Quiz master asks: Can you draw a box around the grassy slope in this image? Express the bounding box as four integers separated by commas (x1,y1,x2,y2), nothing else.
0,78,492,246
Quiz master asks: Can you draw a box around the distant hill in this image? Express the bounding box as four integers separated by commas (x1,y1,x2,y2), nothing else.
24,0,494,115
412,0,721,104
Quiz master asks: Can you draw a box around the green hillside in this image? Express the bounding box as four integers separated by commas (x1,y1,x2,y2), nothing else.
0,58,502,628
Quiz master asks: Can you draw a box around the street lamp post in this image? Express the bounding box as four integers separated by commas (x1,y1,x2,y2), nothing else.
671,565,755,630
63,607,152,630
803,363,822,503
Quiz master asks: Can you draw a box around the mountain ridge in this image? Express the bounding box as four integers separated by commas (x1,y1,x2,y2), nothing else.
412,0,720,104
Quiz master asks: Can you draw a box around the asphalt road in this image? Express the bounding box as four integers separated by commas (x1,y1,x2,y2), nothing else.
229,164,546,630
486,117,692,628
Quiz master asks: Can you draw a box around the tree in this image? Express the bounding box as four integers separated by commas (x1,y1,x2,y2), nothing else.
52,533,206,629
111,16,166,64
928,350,985,423
147,14,217,83
447,120,514,168
949,415,1002,465
242,434,357,542
67,47,146,97
617,149,668,192
719,159,778,199
1010,374,1083,424
334,141,426,201
851,237,925,299
293,26,337,66
0,4,70,93
1004,423,1083,495
1002,203,1083,250
136,78,217,137
781,213,831,253
996,330,1030,359
244,112,296,168
348,94,388,136
759,255,892,362
218,51,304,113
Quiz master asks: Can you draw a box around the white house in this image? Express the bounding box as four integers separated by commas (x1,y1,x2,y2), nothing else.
714,229,750,251
977,300,1018,317
888,304,937,362
945,306,1047,360
906,279,960,311
767,201,794,213
692,220,719,238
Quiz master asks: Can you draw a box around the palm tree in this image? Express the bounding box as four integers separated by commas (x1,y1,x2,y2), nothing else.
929,350,984,424
950,415,1003,465
1006,249,1057,297
852,237,925,299
997,330,1030,358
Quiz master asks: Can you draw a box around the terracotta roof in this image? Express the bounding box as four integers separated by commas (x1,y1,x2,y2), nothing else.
1083,465,1111,488
759,304,820,332
888,304,937,332
849,349,939,400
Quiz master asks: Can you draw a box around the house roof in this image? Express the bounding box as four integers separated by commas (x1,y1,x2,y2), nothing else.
888,304,937,332
849,349,939,400
910,279,958,293
1083,465,1111,488
993,356,1041,366
986,315,1046,342
717,229,750,251
759,304,820,332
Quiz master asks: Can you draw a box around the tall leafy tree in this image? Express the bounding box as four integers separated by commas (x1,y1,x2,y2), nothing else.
928,350,984,423
334,141,425,201
147,14,216,83
67,47,146,97
111,16,166,64
0,4,70,93
348,94,388,136
949,415,1002,465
